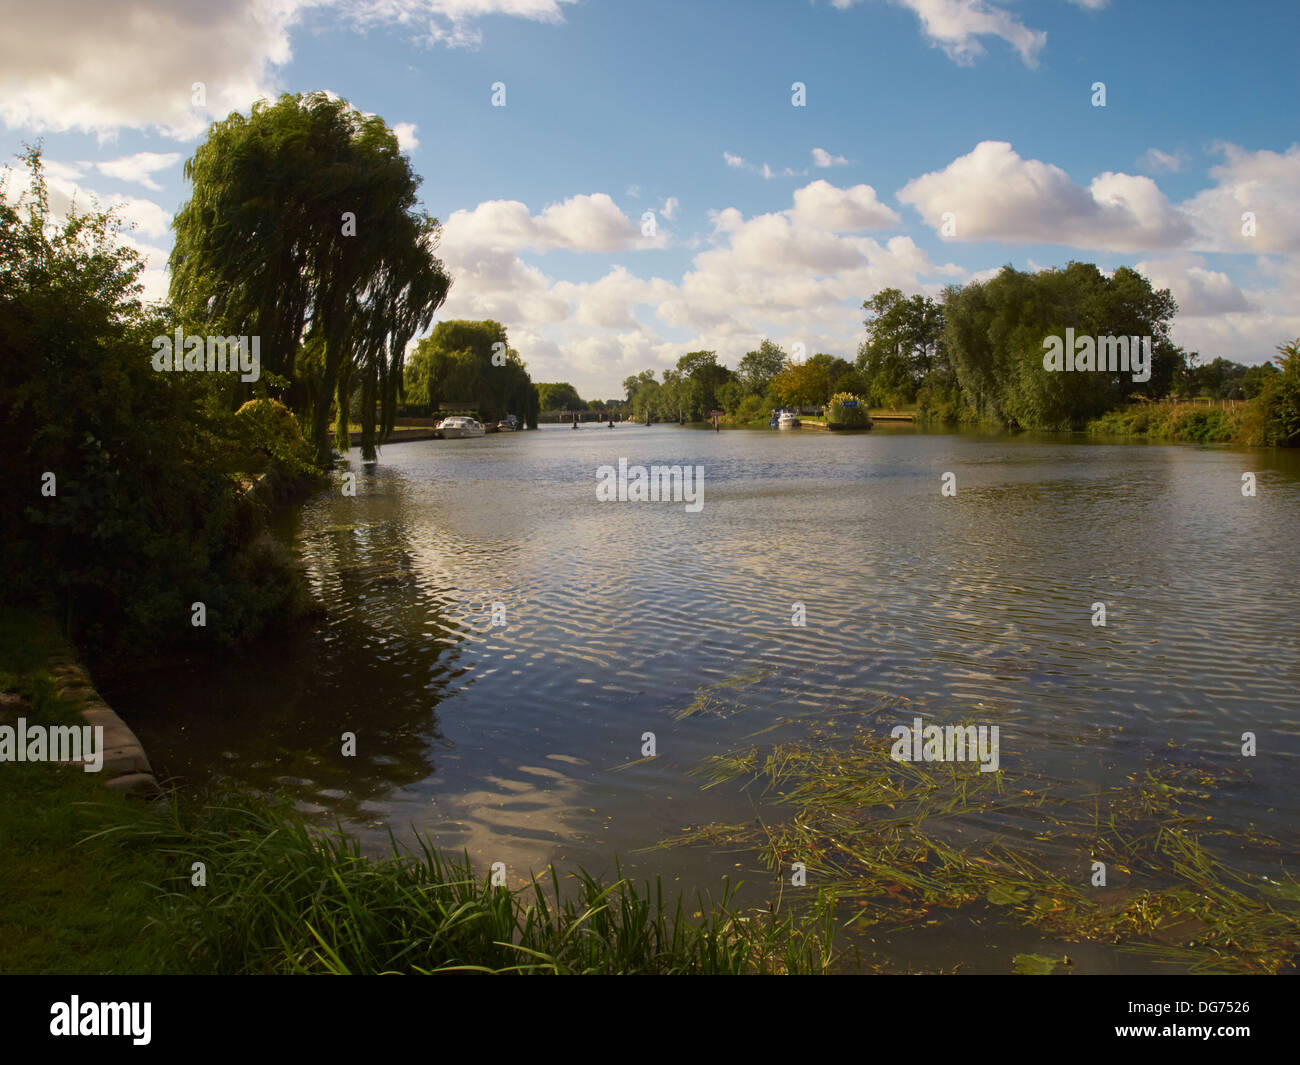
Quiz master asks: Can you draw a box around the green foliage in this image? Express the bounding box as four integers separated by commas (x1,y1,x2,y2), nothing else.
731,393,773,425
221,399,316,477
940,263,1179,429
132,797,834,975
773,354,855,408
1088,402,1245,443
403,320,539,426
826,392,871,427
170,91,452,461
737,340,787,395
536,381,584,410
0,147,313,660
856,288,947,406
1242,340,1300,447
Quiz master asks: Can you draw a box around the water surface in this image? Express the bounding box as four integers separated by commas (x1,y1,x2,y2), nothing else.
104,423,1300,970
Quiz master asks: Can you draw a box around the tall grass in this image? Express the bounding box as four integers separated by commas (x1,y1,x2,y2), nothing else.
127,799,835,975
1086,401,1246,443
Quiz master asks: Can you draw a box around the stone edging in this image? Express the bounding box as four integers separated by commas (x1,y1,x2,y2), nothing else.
46,652,160,796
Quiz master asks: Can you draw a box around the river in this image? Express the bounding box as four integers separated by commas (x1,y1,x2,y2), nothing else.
102,422,1300,971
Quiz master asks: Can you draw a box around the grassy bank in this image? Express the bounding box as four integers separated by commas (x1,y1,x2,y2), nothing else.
0,609,175,973
0,607,832,975
1086,401,1248,443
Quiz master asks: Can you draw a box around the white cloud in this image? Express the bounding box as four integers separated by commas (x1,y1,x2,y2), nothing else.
0,0,580,140
441,193,647,254
791,180,900,230
338,0,578,49
427,179,961,397
1135,253,1251,317
898,140,1193,251
85,151,183,191
725,152,807,180
812,147,848,168
0,0,301,140
833,0,1048,68
392,122,419,151
661,196,679,220
1180,142,1300,254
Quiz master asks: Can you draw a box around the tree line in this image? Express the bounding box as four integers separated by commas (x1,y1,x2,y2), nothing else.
1,91,548,658
615,261,1298,442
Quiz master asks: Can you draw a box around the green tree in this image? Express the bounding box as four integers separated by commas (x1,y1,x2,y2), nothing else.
856,289,946,406
0,147,311,658
405,320,539,425
1243,340,1300,447
736,340,787,396
676,350,733,417
170,91,451,462
537,382,584,410
939,263,1178,429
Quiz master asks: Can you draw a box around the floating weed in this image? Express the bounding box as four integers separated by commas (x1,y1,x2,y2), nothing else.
662,717,1300,973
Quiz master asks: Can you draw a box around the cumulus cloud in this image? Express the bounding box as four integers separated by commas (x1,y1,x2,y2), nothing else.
1135,253,1251,317
392,122,419,151
0,0,301,140
661,197,679,220
898,140,1194,251
1180,142,1300,254
899,140,1300,256
792,180,900,230
832,0,1048,67
0,0,579,140
429,178,960,397
440,193,647,254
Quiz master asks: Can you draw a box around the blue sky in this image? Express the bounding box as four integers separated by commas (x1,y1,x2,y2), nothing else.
3,0,1297,399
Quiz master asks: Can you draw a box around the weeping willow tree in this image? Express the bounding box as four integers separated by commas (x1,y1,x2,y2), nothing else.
169,91,451,462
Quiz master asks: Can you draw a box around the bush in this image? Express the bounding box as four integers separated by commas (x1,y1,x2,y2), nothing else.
1242,341,1300,447
732,393,772,425
826,392,871,427
0,147,314,661
230,398,317,477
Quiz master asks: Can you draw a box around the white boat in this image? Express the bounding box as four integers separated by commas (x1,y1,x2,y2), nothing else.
497,415,520,431
777,410,800,430
438,416,485,438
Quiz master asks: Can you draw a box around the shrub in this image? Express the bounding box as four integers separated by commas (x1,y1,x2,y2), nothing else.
1242,340,1300,447
826,392,871,427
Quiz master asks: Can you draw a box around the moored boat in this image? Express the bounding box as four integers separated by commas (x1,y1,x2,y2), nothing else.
438,416,486,438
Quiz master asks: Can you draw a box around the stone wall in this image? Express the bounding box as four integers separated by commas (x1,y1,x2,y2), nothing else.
46,651,160,796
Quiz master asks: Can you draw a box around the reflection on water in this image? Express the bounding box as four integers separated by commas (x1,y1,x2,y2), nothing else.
102,424,1300,965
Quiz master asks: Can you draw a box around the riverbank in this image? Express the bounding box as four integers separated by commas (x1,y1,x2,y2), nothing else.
0,609,173,973
1086,400,1246,443
1,611,830,974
